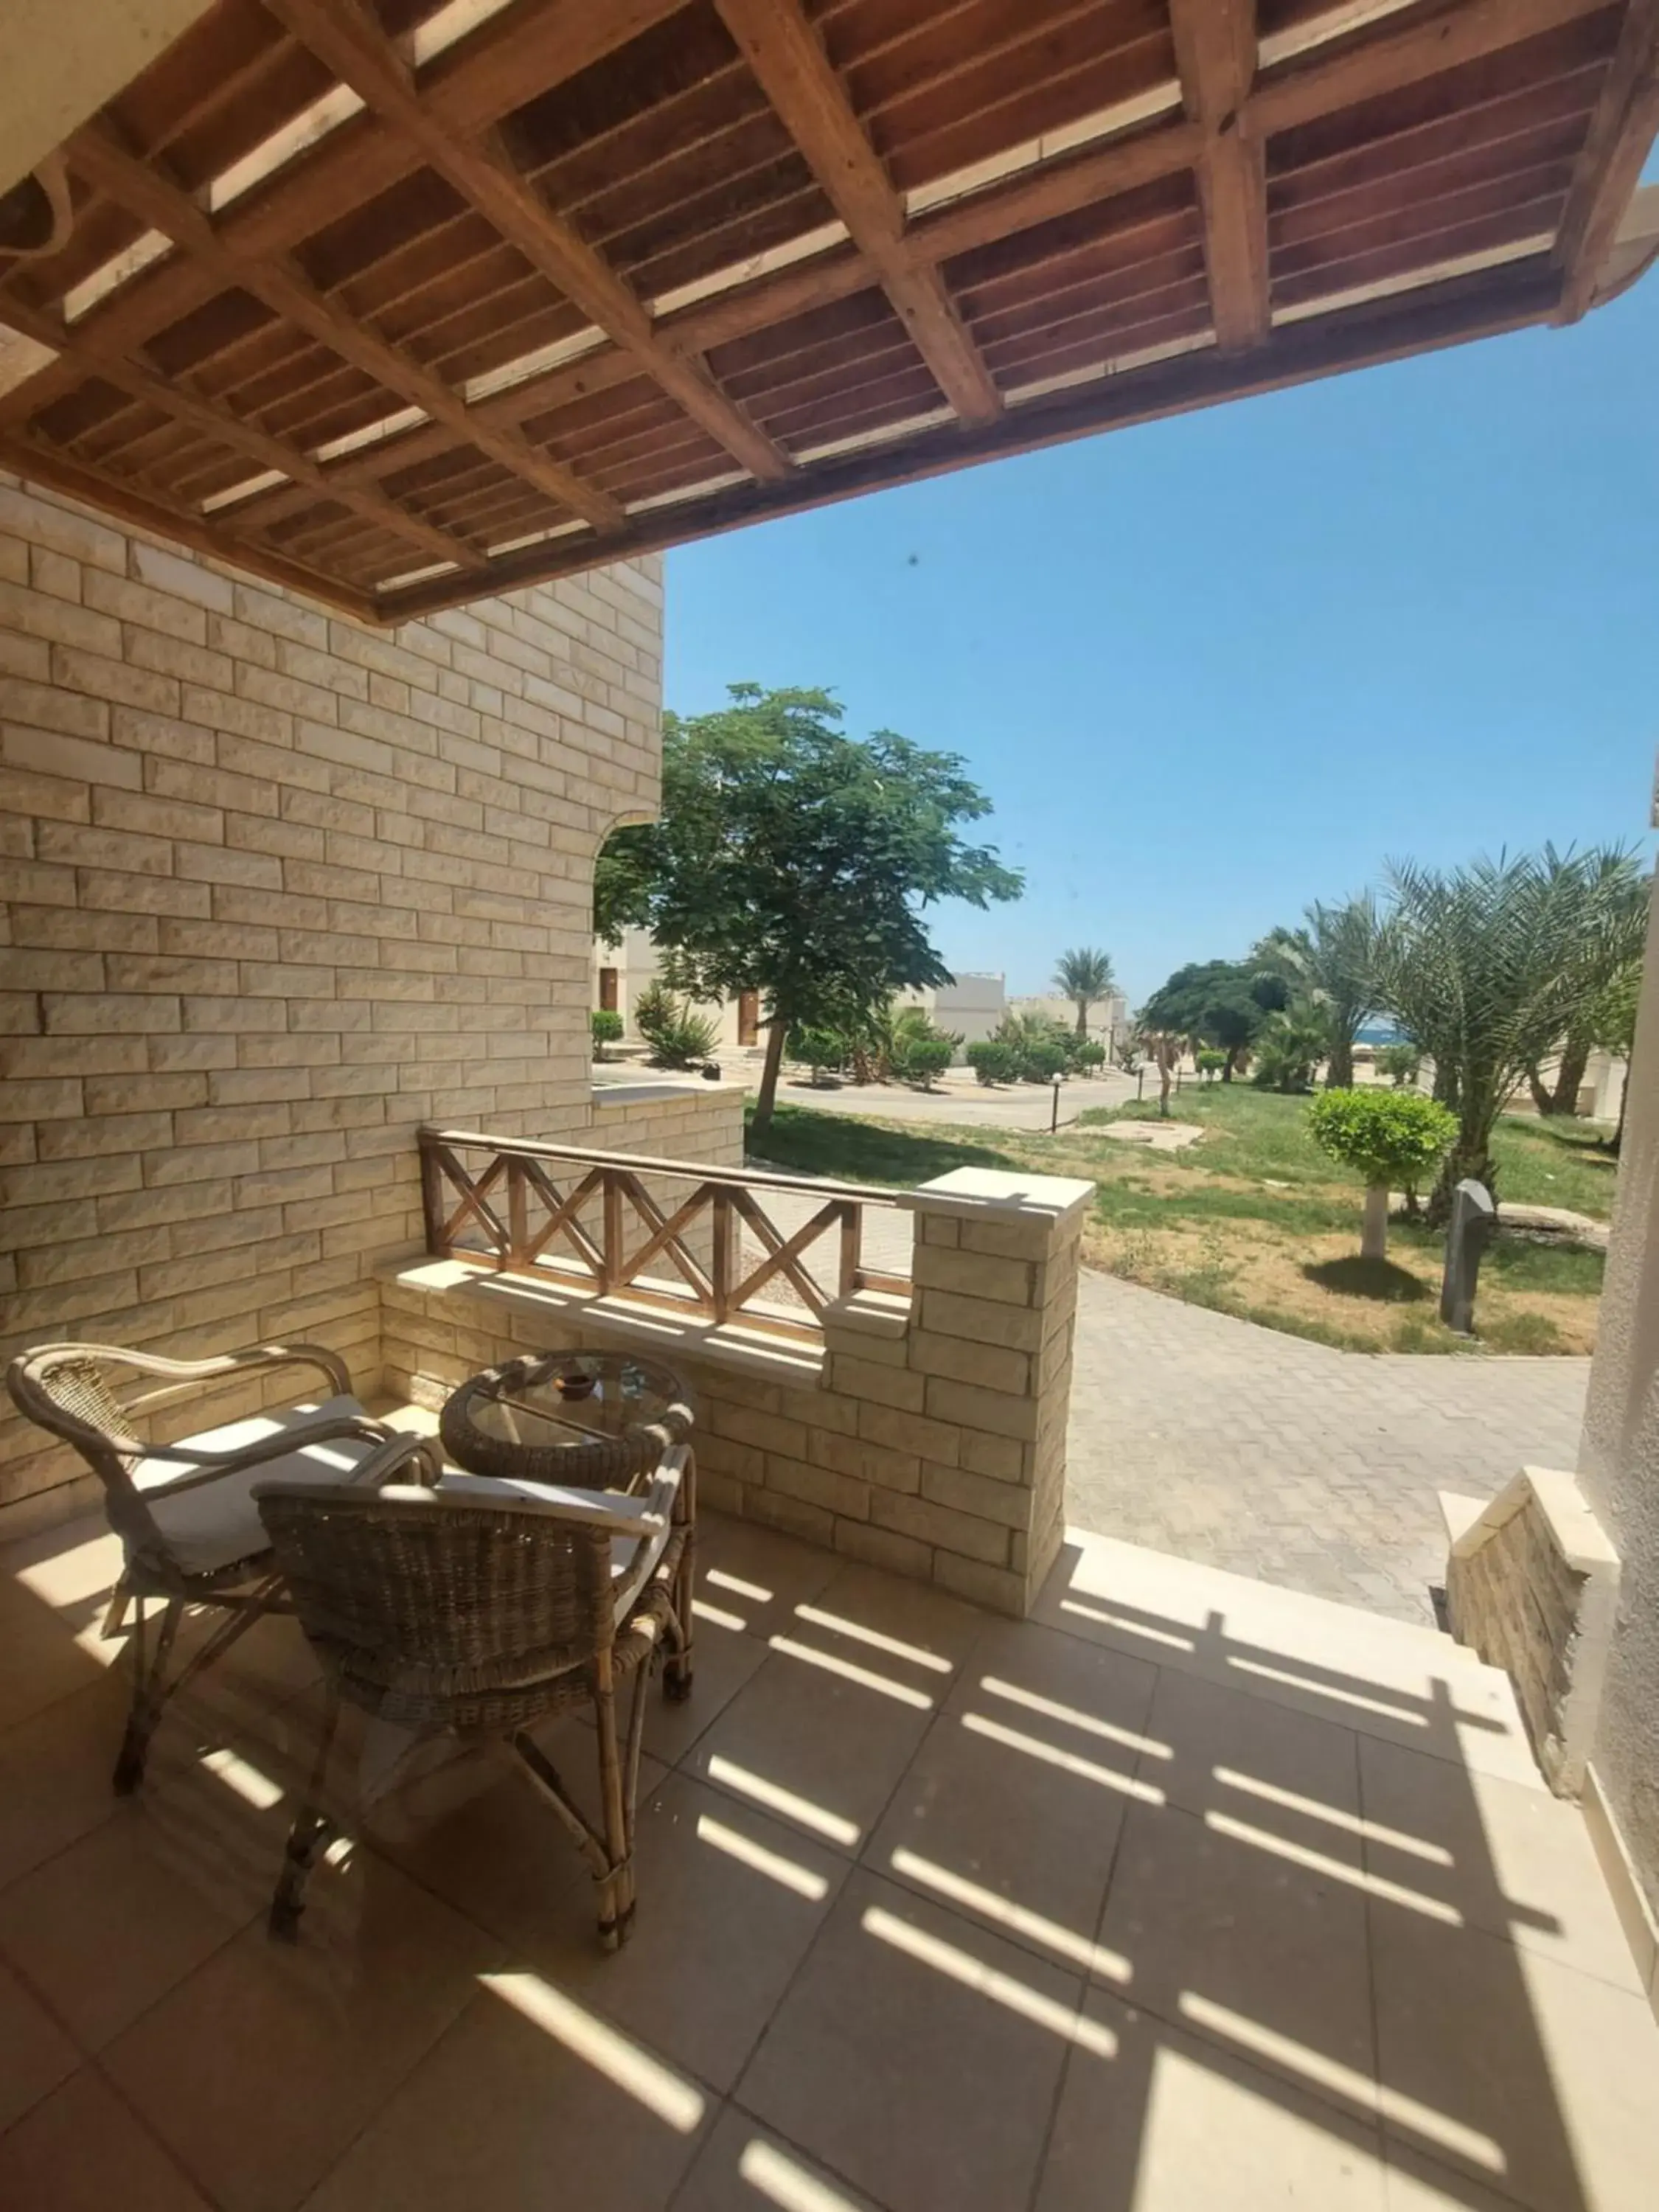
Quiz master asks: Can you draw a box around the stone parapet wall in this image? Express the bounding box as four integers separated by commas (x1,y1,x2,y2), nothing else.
383,1165,1090,1618
1445,1467,1621,1794
0,475,664,1533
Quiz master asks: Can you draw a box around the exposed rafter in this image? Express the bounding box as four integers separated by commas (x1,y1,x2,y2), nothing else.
0,282,484,574
0,0,1647,616
263,0,793,485
714,0,1003,426
1552,0,1659,317
1172,1,1270,349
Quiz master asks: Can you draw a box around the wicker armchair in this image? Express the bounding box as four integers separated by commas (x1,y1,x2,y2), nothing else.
254,1442,695,1950
5,1341,417,1792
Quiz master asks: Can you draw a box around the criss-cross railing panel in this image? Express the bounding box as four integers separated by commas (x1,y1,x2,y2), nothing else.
418,1128,908,1343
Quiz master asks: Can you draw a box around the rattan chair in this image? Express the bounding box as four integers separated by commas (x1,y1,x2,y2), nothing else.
5,1341,417,1792
254,1441,695,1950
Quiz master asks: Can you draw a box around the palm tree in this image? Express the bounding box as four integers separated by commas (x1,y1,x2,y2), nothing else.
1253,894,1380,1088
1523,846,1648,1115
1053,947,1116,1040
1374,849,1638,1220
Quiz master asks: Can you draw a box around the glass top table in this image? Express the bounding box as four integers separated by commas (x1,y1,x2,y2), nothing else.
439,1349,694,1490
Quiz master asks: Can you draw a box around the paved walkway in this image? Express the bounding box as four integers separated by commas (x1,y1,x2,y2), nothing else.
1065,1271,1591,1624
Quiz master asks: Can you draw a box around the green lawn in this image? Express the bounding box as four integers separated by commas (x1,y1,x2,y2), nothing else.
747,1088,1613,1357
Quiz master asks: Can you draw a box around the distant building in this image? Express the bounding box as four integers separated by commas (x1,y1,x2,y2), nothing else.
1007,991,1128,1050
594,931,1006,1062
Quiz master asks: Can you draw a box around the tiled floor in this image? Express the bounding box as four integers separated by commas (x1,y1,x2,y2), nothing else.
2,1502,1657,2212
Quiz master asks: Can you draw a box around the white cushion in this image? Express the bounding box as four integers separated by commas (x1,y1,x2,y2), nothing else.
133,1394,382,1576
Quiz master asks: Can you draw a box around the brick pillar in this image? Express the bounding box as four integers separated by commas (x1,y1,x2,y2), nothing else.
880,1165,1092,1615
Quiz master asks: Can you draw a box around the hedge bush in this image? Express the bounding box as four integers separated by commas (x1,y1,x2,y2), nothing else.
1306,1087,1456,1189
967,1038,1021,1085
590,1008,623,1060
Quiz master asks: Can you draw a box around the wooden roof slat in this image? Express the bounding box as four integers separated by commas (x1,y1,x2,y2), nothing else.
1172,1,1270,349
263,0,795,487
0,279,483,575
715,0,1004,422
1,0,1651,616
63,114,622,536
1553,0,1659,316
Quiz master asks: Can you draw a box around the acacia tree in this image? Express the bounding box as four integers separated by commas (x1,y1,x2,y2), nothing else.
1139,959,1284,1081
1374,848,1640,1220
595,686,1022,1139
1053,947,1116,1038
1253,894,1380,1088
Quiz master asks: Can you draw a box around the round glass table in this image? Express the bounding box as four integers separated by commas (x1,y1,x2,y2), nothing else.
439,1349,694,1491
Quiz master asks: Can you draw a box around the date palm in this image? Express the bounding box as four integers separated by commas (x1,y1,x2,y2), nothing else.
1374,847,1641,1220
1253,894,1380,1088
1053,947,1116,1038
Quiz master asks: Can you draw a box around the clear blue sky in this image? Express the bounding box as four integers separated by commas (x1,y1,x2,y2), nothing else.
664,264,1659,1006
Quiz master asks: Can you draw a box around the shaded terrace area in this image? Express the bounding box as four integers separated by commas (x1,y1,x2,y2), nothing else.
2,1472,1656,2212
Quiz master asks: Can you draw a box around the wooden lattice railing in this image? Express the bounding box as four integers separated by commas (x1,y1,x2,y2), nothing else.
417,1127,909,1341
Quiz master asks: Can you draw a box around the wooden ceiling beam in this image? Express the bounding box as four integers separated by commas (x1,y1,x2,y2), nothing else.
0,0,689,437
714,0,1002,425
1248,0,1613,138
262,0,793,486
380,259,1561,621
1552,0,1659,317
0,430,379,620
64,116,622,535
1172,1,1270,350
0,288,484,574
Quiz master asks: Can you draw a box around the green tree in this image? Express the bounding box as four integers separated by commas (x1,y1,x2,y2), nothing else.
1307,1090,1458,1259
1523,848,1648,1116
1374,848,1640,1219
1253,894,1380,1088
1140,960,1279,1080
597,686,1021,1140
1052,947,1116,1039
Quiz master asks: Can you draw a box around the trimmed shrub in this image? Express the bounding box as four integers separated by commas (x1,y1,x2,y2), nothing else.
1064,1035,1107,1074
967,1038,1021,1085
788,1023,846,1082
890,1028,955,1088
590,1007,623,1060
1197,1049,1226,1080
635,981,720,1070
1307,1088,1457,1188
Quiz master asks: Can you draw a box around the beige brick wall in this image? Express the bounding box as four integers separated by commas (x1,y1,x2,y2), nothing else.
0,474,675,1532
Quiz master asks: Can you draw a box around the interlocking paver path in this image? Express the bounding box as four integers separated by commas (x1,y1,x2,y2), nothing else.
1065,1270,1591,1624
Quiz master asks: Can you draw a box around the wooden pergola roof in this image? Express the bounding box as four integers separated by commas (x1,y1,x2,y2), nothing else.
1,0,1655,624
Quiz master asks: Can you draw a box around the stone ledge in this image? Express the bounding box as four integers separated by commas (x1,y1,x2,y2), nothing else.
899,1165,1094,1227
382,1256,824,1385
821,1287,912,1340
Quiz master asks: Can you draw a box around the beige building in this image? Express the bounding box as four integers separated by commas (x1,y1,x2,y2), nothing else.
595,927,1007,1062
1008,990,1128,1050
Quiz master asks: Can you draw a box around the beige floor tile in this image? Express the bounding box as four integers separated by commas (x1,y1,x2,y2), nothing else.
1096,1799,1375,2094
807,1561,988,1674
361,1719,667,1948
102,1852,501,2212
1359,1736,1642,1991
1035,1534,1547,1790
303,1975,708,2212
0,1672,127,1891
868,1624,1156,1977
1147,1666,1363,1865
696,1514,841,1641
687,1641,935,1856
0,1955,79,2134
3,1514,123,1617
640,1610,771,1767
522,1772,847,2092
0,1599,110,1735
0,1793,264,2048
1370,1899,1659,2212
1035,1986,1389,2212
674,2107,885,2211
0,2067,210,2212
1382,2145,1532,2211
737,1868,1082,2212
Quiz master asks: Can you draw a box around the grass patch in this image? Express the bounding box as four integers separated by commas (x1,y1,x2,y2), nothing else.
753,1086,1610,1357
